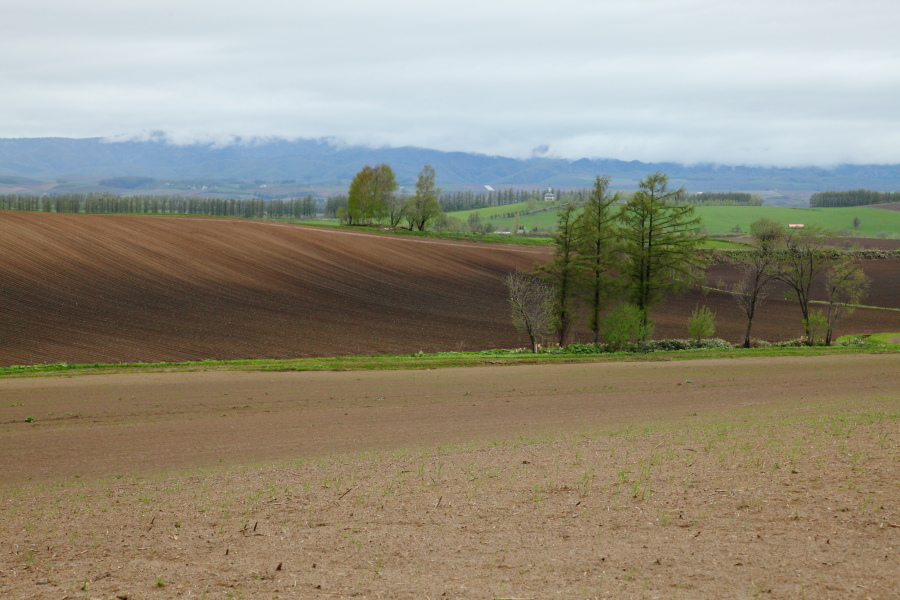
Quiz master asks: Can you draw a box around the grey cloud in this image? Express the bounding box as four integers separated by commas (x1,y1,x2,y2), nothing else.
1,0,898,166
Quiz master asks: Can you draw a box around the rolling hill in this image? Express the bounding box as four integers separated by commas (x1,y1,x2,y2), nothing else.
1,212,898,366
450,202,900,237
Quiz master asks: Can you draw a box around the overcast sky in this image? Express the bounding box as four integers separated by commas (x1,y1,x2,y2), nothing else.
3,0,899,166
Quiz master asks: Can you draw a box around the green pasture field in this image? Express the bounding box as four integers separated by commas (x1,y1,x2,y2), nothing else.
285,217,342,227
696,205,900,237
446,203,900,238
701,239,753,249
450,201,561,232
450,200,561,222
839,332,900,345
286,218,553,245
2,344,897,379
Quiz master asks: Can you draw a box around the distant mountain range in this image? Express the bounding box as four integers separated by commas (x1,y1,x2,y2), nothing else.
2,136,900,193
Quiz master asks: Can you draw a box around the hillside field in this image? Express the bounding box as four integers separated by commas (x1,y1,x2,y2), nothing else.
449,202,900,237
2,211,900,367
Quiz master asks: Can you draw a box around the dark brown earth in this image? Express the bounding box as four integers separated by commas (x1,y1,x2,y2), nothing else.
730,235,900,250
870,202,900,211
0,355,898,599
2,212,899,367
0,213,545,366
827,237,900,250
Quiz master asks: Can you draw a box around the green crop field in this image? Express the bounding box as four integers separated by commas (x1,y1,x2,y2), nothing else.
695,205,900,237
447,203,900,238
449,201,565,232
450,200,561,221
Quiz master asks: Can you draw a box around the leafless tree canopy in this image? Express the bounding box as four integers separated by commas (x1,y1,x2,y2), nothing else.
505,270,556,353
731,243,779,347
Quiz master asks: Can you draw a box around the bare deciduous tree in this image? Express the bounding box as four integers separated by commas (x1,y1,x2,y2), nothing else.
776,225,832,340
731,227,780,347
505,270,556,353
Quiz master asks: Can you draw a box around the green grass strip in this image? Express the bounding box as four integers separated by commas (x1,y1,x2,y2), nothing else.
2,345,897,379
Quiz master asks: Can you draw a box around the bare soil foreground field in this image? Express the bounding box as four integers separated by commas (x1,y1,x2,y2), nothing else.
1,355,898,599
2,212,899,367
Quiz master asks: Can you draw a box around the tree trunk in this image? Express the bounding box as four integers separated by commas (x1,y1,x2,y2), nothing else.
591,276,601,345
825,303,835,346
743,317,753,349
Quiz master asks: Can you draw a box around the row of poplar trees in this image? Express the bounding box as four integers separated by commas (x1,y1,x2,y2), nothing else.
537,172,706,346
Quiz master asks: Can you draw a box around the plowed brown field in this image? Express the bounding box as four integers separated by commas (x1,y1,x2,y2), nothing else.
2,212,899,367
0,213,548,366
731,235,900,250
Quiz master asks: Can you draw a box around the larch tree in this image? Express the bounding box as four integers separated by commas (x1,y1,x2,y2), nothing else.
575,175,620,344
538,201,582,346
619,172,706,333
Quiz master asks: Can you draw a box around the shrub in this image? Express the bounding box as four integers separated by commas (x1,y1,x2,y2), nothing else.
639,339,691,352
687,305,716,345
694,338,734,350
773,337,810,347
602,303,653,351
562,343,606,355
803,309,829,346
539,344,607,355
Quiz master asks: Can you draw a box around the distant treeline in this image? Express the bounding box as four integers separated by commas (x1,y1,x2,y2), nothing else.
0,193,318,219
439,189,761,212
1,188,766,220
322,189,593,217
98,176,158,189
323,195,348,218
809,189,900,208
684,192,763,205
